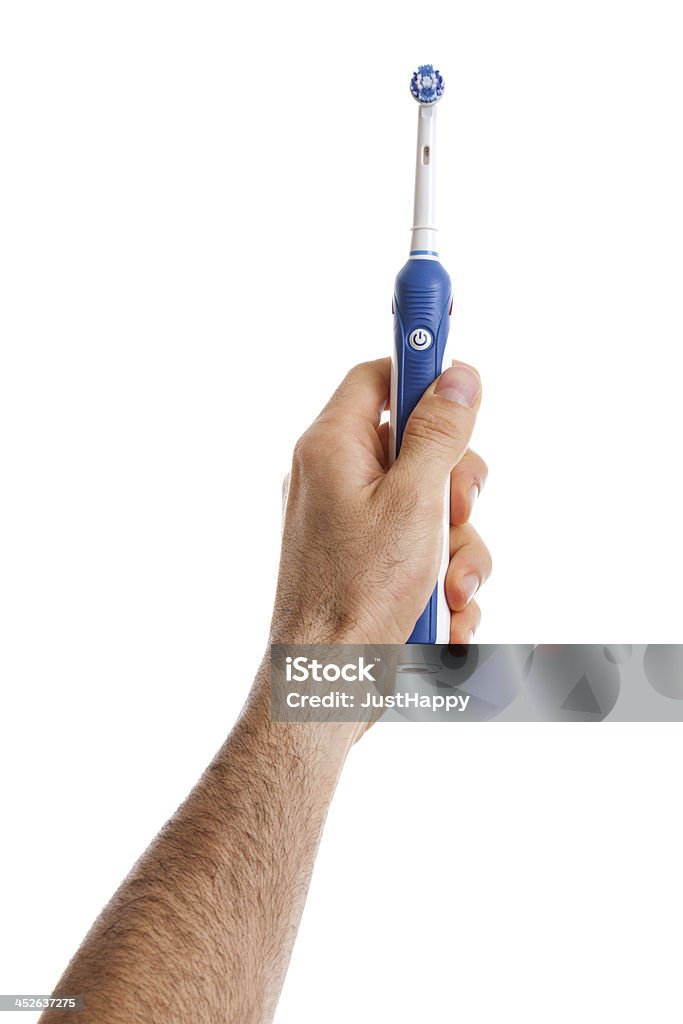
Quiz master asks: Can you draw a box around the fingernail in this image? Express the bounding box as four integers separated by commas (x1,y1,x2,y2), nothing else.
461,573,480,605
465,629,475,645
434,364,481,407
469,484,479,513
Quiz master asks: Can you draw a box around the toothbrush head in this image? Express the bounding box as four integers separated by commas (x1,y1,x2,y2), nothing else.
410,65,445,104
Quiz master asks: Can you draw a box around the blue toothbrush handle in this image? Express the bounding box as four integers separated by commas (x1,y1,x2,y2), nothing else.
391,258,453,644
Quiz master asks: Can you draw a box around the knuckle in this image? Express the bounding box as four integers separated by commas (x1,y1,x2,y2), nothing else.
292,428,321,471
479,550,493,582
454,449,488,488
292,421,344,481
406,409,461,452
470,534,493,581
456,521,476,545
345,359,374,382
331,362,370,402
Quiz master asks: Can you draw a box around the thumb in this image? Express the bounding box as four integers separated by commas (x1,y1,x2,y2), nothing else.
392,362,482,489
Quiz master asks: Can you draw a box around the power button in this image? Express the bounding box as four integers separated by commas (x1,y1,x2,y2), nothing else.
408,328,433,351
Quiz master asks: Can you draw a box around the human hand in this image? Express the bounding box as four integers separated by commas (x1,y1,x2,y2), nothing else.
271,358,491,646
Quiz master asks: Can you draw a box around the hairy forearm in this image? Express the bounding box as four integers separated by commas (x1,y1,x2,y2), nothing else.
42,664,352,1024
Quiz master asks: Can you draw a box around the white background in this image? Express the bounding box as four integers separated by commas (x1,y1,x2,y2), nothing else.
1,1,683,1021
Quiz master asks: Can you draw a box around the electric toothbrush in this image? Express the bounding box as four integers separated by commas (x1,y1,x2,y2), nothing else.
389,65,452,644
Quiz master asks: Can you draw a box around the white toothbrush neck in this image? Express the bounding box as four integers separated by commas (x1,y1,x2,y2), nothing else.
410,103,439,258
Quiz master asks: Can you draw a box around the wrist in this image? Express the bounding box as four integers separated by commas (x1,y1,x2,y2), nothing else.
245,661,360,772
269,600,405,647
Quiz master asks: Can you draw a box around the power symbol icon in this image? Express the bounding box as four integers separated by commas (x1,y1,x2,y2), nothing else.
408,328,433,351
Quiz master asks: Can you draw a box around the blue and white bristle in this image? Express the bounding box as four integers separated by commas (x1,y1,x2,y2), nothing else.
410,65,445,104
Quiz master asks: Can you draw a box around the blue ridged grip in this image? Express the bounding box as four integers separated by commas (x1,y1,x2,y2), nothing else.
393,258,452,643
